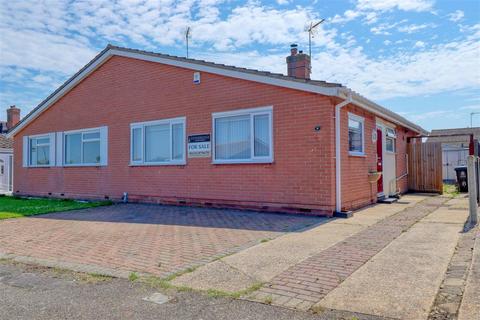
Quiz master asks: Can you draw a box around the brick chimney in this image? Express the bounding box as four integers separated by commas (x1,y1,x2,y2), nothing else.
7,105,20,130
286,44,311,79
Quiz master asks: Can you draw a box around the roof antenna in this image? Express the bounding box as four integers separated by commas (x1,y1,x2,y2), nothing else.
306,19,325,60
185,26,192,58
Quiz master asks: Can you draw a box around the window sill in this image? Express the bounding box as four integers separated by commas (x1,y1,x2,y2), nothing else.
129,162,186,167
26,165,51,168
348,152,366,158
63,164,105,167
212,159,274,165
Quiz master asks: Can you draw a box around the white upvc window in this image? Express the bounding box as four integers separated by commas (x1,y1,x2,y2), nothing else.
348,113,365,156
23,133,56,167
130,117,186,165
63,127,108,166
385,127,396,153
212,106,273,164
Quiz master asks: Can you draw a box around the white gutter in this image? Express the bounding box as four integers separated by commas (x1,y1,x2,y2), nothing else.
335,92,353,213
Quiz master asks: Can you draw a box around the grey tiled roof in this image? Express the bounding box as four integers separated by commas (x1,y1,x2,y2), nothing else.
108,45,343,88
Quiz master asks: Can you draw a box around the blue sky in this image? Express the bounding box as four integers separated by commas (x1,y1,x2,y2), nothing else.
0,0,479,131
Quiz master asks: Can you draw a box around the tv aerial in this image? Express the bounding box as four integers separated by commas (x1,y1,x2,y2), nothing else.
306,19,325,58
185,26,192,58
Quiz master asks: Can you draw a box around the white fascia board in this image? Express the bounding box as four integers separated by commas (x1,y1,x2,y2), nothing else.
0,148,13,153
338,88,427,135
6,52,114,138
110,49,339,97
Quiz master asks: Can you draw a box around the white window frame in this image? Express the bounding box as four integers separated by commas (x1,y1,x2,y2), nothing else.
385,127,396,153
27,134,52,167
63,127,103,167
212,106,273,164
348,113,365,156
130,116,186,166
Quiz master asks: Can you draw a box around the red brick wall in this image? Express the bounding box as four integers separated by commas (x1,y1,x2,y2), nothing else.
396,127,415,194
340,104,378,211
339,104,414,211
14,56,337,214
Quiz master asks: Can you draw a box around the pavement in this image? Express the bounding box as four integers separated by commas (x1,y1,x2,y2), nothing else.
1,193,479,320
0,260,387,320
458,227,480,320
317,198,468,319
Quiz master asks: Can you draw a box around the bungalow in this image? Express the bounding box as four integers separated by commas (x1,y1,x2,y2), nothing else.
7,44,427,216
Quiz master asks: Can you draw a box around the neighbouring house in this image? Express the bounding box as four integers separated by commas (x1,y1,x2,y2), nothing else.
6,44,427,215
0,106,20,193
426,127,480,183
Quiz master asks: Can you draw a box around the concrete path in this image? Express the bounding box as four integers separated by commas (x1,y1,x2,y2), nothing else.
316,198,469,319
458,227,480,320
172,195,427,292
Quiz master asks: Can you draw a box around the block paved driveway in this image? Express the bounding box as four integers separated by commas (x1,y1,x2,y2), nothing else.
0,204,321,277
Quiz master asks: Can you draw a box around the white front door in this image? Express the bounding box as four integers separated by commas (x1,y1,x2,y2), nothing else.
376,123,397,197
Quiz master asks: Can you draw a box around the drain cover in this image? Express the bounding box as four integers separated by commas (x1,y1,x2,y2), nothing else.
143,292,170,305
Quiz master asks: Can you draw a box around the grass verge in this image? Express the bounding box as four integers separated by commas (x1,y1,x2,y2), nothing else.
443,184,459,198
0,196,112,220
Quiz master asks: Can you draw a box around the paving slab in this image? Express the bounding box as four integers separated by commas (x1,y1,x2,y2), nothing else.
458,228,480,320
316,208,464,320
332,195,428,227
422,207,469,225
173,195,427,292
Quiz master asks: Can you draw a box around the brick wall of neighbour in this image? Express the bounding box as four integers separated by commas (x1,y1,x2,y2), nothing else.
14,56,337,215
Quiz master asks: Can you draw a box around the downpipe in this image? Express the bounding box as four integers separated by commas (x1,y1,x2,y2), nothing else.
335,91,353,213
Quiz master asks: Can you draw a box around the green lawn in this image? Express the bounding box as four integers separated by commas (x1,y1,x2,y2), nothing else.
0,196,112,220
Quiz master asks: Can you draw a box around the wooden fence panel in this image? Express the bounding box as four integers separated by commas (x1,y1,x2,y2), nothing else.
408,142,443,193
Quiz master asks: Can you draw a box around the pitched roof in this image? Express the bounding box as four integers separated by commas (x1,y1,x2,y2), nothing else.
0,134,13,149
426,127,480,143
7,44,427,137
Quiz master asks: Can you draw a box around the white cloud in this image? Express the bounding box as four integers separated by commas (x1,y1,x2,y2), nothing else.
0,28,96,74
397,23,435,33
276,0,290,5
460,105,480,111
356,0,435,12
414,40,425,48
0,0,479,117
306,33,479,100
448,10,464,22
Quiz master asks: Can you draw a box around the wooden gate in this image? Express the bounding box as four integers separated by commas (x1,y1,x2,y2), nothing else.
408,142,443,193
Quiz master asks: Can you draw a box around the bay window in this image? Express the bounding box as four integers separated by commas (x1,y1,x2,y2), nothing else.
213,106,273,163
130,117,186,165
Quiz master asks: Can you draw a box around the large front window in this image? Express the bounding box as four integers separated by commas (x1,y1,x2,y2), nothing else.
348,113,364,155
64,129,101,165
213,106,273,163
130,117,186,165
29,136,50,166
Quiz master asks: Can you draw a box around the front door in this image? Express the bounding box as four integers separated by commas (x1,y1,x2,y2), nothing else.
377,128,384,195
